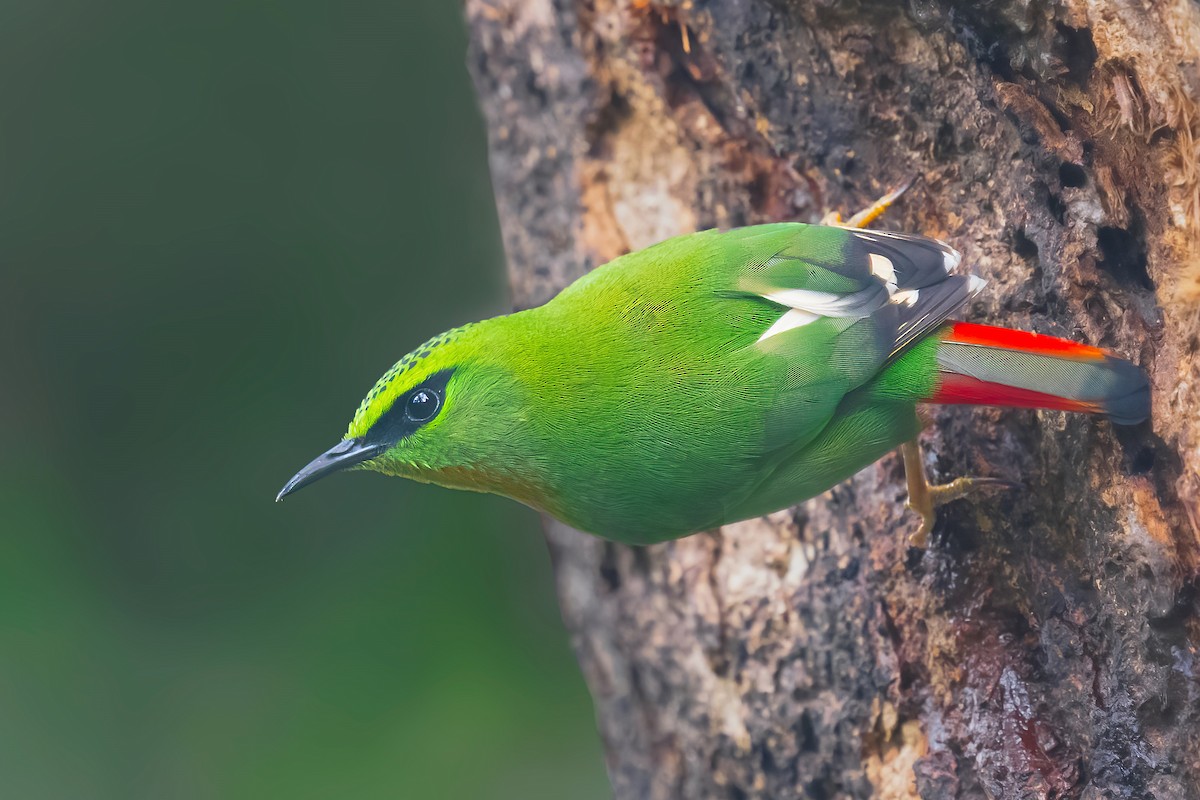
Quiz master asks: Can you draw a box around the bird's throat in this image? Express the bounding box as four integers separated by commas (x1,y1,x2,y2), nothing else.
420,464,552,513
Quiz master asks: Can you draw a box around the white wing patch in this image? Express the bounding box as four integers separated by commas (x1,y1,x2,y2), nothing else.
762,288,879,316
869,253,896,289
755,285,886,343
757,308,821,342
755,230,971,344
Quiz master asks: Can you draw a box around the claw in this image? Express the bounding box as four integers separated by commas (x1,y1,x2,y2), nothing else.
901,441,1017,548
824,176,919,230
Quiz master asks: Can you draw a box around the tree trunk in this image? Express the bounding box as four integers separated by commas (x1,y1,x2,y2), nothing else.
465,1,1200,797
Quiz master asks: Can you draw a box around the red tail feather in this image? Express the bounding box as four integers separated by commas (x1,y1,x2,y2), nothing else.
941,322,1107,361
929,373,1102,414
925,322,1149,424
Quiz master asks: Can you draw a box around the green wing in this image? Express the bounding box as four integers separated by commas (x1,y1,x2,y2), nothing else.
513,222,979,542
717,223,979,462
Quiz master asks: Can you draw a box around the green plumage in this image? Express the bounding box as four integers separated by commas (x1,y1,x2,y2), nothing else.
302,225,945,544
316,223,949,544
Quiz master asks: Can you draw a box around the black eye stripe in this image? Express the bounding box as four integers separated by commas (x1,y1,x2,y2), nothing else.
363,368,454,446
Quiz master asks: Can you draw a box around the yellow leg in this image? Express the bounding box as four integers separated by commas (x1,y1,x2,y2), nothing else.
900,440,1016,548
820,176,917,229
824,179,1013,546
821,179,1013,546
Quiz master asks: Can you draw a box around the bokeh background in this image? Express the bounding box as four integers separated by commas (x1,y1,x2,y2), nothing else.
1,1,609,797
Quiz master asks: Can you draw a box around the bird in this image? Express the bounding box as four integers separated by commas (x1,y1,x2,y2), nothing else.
277,188,1150,547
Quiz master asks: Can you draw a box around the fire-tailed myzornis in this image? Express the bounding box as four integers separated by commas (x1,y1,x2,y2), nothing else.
278,200,1149,546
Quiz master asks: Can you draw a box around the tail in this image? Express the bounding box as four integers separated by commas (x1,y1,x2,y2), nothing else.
925,322,1150,425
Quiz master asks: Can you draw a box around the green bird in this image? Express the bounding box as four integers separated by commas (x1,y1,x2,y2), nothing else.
278,204,1149,546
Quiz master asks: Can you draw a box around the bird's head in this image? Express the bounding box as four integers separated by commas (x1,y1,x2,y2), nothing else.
277,320,536,503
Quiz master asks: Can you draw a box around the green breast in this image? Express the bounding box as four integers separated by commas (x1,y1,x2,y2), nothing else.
493,233,788,542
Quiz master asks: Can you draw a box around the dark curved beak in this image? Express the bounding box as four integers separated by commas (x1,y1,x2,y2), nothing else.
276,438,387,502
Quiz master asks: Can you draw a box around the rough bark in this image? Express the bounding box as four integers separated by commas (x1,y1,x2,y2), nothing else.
465,1,1200,798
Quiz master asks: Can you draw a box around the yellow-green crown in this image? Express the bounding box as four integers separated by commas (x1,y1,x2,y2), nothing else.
346,323,476,439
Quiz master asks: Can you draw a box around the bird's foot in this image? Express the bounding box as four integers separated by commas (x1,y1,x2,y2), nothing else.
900,440,1017,548
821,176,918,229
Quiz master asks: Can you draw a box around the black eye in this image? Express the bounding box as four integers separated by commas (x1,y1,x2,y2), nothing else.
405,389,441,422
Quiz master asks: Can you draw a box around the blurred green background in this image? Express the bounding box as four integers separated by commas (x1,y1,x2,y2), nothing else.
0,1,608,797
